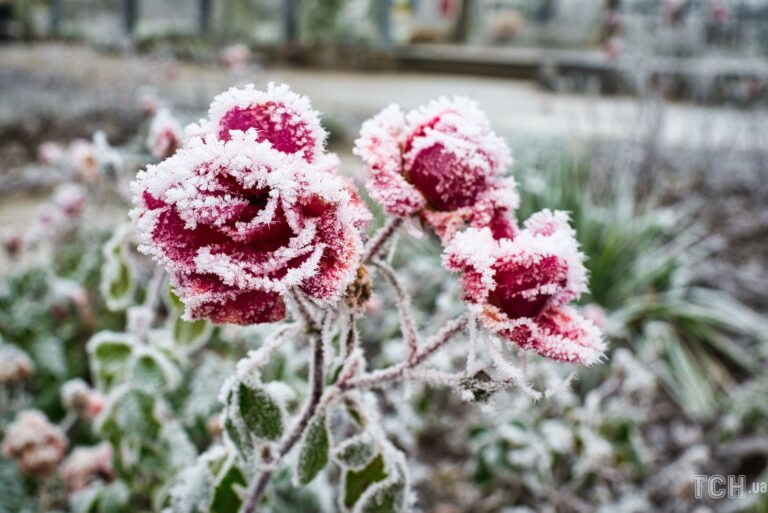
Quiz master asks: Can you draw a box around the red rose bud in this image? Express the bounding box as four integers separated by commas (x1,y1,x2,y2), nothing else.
355,97,518,241
443,210,605,365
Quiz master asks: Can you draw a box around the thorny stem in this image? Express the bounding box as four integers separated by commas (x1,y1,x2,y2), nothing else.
362,217,403,264
241,327,326,513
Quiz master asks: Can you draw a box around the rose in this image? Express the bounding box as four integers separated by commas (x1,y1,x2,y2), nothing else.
1,410,68,477
132,84,369,325
186,82,327,163
147,108,183,160
60,442,114,492
443,210,605,365
354,97,518,241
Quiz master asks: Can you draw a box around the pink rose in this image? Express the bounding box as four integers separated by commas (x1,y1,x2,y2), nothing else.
132,84,369,325
443,210,605,365
354,97,518,241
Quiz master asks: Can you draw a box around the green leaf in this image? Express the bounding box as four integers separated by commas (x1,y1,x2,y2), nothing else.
98,387,161,441
100,228,135,311
69,485,101,513
343,454,387,509
88,332,134,389
296,415,330,485
333,433,377,470
129,349,180,393
172,317,211,349
210,458,247,513
237,383,284,441
96,481,130,513
356,479,407,513
224,415,248,458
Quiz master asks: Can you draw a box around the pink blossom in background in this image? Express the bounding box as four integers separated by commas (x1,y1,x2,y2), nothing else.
444,210,605,365
0,345,34,384
61,379,105,422
221,43,251,70
147,108,183,160
38,141,66,164
132,84,369,325
53,183,87,220
1,410,68,477
354,97,518,241
60,442,114,492
68,139,99,182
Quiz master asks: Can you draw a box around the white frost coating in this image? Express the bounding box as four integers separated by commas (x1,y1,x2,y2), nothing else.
130,126,366,315
193,82,327,159
404,95,513,172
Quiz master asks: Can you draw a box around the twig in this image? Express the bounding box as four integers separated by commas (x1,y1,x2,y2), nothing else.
339,314,469,391
288,289,322,332
362,218,403,264
240,328,326,513
371,260,420,362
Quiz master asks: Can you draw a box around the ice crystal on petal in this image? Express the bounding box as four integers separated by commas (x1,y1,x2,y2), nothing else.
197,82,327,162
355,97,517,240
131,125,365,325
444,211,605,365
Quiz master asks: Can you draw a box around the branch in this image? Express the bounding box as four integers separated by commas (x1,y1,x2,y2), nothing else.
241,328,326,513
362,218,403,264
339,314,469,391
288,289,322,332
371,260,419,362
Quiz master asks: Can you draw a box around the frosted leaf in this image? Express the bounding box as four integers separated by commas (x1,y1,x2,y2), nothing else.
295,414,330,485
332,432,378,471
86,331,136,389
100,225,136,312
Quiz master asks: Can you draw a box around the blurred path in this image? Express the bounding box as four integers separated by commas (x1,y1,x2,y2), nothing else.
1,43,765,153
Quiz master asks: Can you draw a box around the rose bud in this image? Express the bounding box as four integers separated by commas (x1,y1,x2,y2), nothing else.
443,210,606,365
354,97,518,241
147,108,183,160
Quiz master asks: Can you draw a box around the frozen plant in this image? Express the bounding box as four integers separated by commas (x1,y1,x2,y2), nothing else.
1,409,68,477
126,83,605,512
59,442,114,492
0,344,35,385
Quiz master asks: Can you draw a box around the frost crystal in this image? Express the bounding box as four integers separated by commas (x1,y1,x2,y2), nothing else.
189,82,327,162
1,410,68,477
444,210,605,365
354,97,518,240
132,84,369,325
